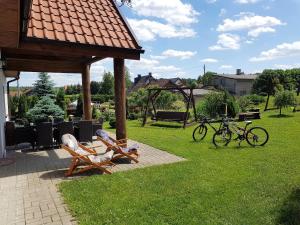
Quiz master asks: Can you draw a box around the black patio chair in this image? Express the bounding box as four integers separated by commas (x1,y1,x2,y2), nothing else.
5,121,15,147
55,122,74,145
36,122,54,150
14,126,36,150
75,120,93,143
93,123,103,136
53,118,64,124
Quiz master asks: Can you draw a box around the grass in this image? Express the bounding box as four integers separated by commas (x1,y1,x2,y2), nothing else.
60,107,300,225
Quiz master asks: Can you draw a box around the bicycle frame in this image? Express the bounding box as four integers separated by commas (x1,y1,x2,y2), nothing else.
200,117,224,132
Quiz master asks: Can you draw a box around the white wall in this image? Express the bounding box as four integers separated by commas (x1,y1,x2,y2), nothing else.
0,54,7,158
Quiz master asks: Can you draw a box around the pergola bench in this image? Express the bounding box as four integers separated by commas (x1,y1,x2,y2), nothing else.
153,111,189,122
238,112,261,121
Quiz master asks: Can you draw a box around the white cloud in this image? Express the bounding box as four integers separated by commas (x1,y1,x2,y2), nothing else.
273,63,300,70
209,33,241,51
132,0,199,25
219,8,227,17
128,58,181,75
245,40,254,44
201,58,219,63
248,27,275,37
207,0,217,4
152,65,181,73
130,58,160,68
217,14,284,37
250,41,300,62
161,49,197,59
128,19,196,42
235,0,261,4
150,55,167,60
220,65,233,69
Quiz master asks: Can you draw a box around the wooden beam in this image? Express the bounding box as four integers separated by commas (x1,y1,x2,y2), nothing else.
2,48,90,62
84,57,106,65
0,0,20,48
3,70,19,78
114,58,127,140
19,40,143,60
4,58,83,73
82,65,92,120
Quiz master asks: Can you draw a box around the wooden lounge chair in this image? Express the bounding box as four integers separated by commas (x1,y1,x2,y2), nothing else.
61,134,115,176
96,130,139,163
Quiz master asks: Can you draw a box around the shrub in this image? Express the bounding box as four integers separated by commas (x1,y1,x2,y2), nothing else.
156,91,179,110
238,96,252,112
170,100,184,111
91,95,114,103
274,91,296,115
246,94,265,105
101,110,115,121
26,96,64,123
109,118,116,128
92,107,101,120
128,113,139,120
196,91,239,119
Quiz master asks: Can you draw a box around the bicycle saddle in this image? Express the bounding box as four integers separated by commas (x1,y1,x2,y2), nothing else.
245,121,252,125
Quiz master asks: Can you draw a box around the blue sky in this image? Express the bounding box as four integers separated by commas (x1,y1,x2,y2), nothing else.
18,0,300,86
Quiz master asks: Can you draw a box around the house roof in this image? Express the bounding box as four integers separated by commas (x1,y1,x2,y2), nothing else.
129,75,185,93
214,74,258,80
26,0,142,51
129,75,155,93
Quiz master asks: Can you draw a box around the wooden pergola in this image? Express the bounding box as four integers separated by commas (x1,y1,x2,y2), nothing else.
0,0,144,142
142,87,198,128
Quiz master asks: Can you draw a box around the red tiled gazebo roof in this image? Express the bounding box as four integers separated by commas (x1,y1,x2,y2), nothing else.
26,0,142,50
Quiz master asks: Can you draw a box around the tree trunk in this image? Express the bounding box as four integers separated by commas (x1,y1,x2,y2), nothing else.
264,94,270,111
279,107,282,115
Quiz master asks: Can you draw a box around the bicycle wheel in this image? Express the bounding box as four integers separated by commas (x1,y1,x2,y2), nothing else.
246,127,269,147
193,125,208,142
213,129,232,147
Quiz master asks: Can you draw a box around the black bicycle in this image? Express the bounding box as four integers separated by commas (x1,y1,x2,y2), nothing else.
213,118,269,147
193,116,224,142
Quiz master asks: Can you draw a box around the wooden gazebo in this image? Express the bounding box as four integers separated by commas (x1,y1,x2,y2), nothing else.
0,0,144,158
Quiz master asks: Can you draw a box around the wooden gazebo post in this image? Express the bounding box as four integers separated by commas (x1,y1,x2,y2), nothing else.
114,58,127,140
82,64,92,120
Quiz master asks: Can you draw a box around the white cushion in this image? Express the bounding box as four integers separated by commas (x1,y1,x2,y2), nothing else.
75,147,88,156
88,150,114,163
96,129,114,145
121,144,139,153
62,134,79,151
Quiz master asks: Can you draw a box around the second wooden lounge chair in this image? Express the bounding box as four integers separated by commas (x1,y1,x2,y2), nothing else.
96,130,139,163
61,134,115,176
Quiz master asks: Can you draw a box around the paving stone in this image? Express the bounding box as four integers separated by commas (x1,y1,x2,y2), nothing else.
1,137,185,225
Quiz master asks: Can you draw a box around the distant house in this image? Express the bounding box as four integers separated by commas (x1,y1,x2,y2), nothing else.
212,70,258,96
128,73,185,93
9,88,34,97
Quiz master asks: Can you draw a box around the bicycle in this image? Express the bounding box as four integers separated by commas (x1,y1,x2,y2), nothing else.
213,118,269,147
192,116,224,142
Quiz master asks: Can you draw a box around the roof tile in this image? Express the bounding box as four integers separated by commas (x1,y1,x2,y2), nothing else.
26,0,141,50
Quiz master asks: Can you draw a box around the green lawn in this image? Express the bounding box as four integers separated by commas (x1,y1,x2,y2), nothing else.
60,107,300,225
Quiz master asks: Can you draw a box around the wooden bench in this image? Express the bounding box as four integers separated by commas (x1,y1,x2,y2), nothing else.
153,111,189,122
238,112,261,121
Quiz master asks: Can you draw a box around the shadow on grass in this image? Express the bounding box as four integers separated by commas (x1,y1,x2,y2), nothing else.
277,189,300,225
150,123,183,129
268,114,294,119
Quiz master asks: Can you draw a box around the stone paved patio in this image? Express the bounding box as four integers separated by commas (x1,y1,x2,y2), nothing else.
0,138,185,225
